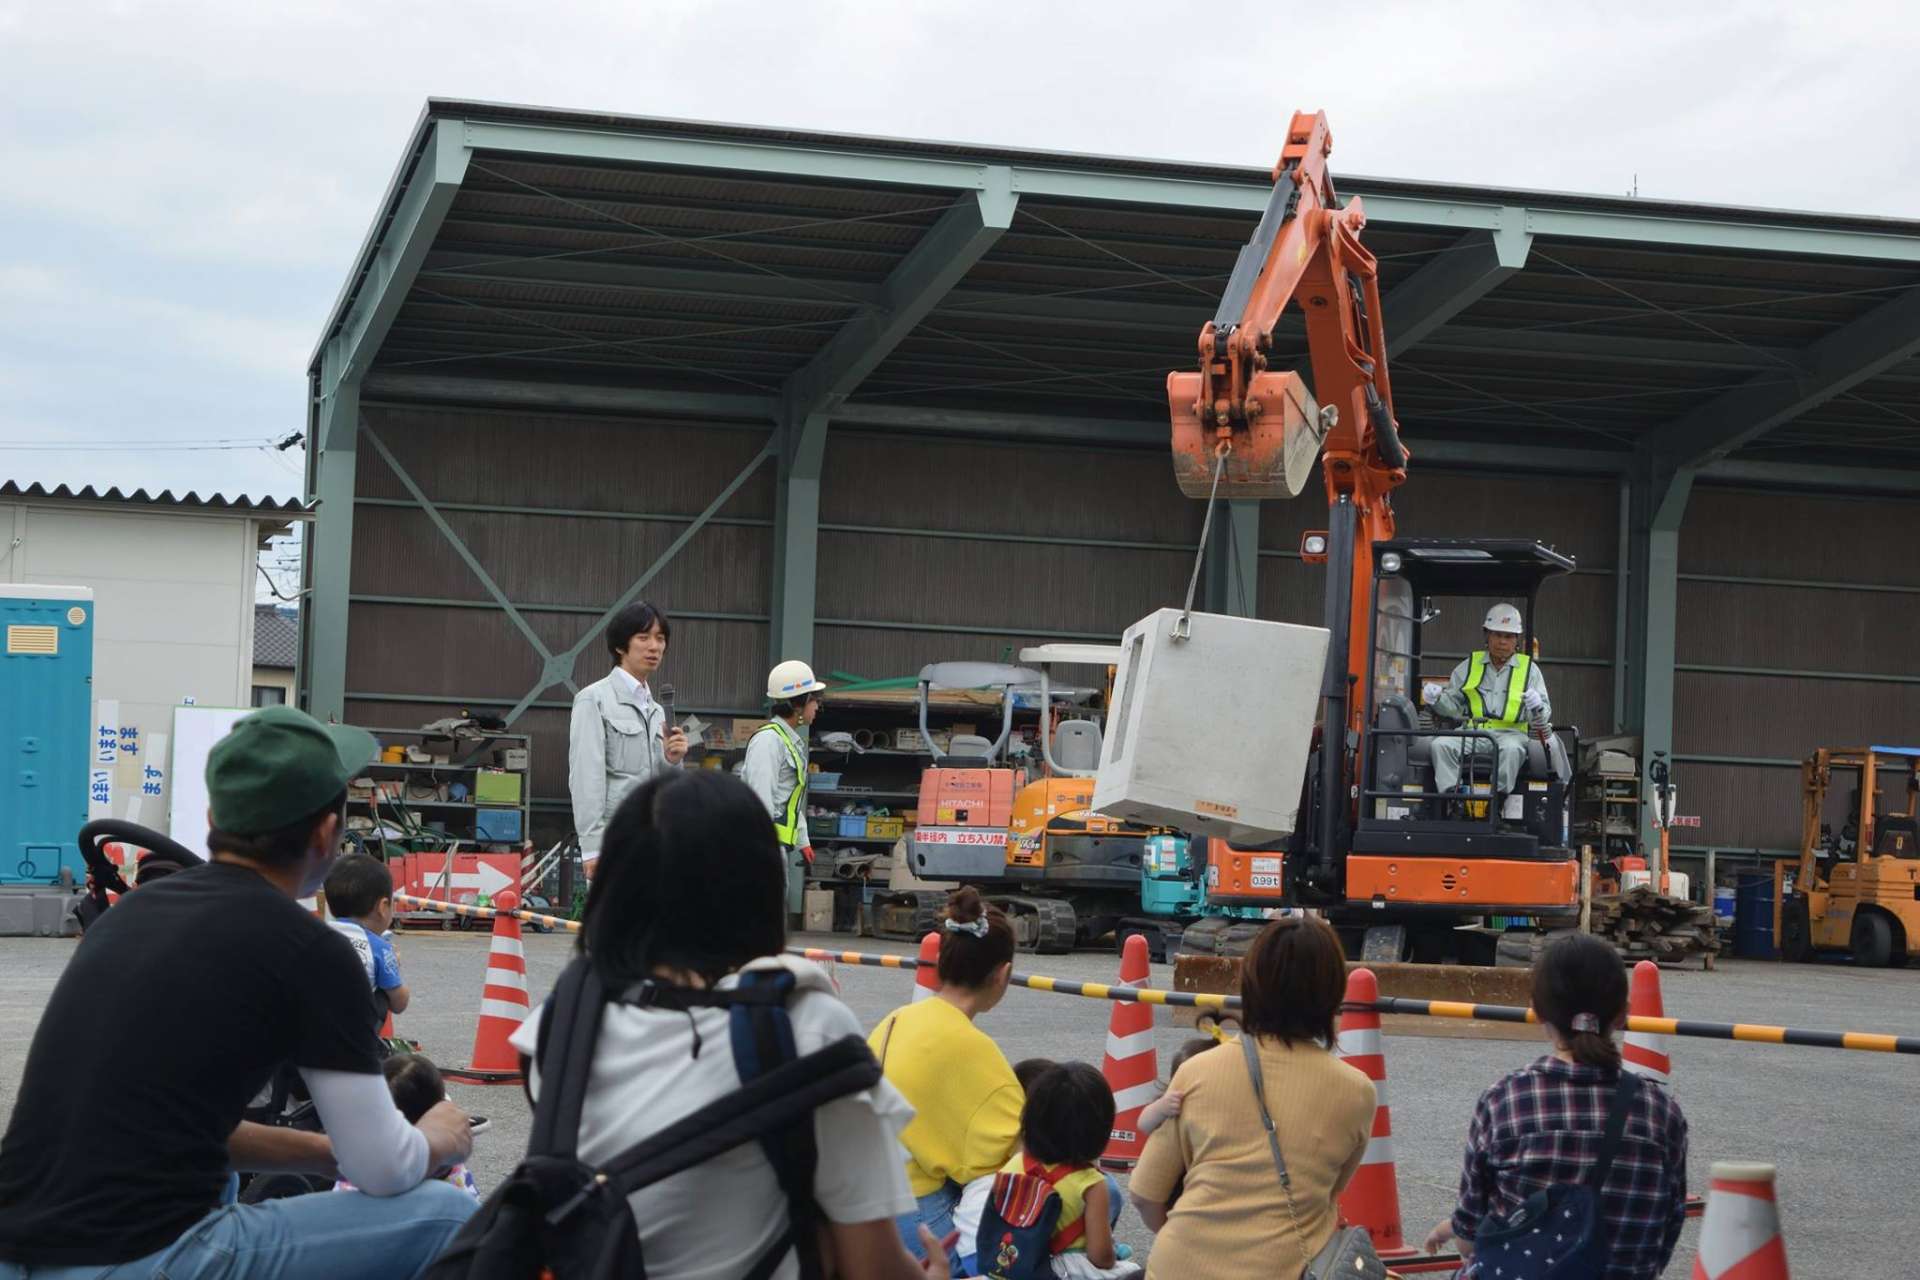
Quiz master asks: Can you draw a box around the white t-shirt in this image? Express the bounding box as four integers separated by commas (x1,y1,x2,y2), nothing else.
508,955,916,1280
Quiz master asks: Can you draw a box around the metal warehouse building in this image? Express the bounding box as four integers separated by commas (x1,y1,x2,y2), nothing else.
303,100,1920,867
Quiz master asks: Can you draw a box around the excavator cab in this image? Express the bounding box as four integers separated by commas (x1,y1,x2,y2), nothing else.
1359,539,1577,850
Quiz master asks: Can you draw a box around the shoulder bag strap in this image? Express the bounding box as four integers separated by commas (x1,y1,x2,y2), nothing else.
529,956,605,1161
1586,1071,1639,1192
1242,1035,1322,1278
1240,1033,1290,1188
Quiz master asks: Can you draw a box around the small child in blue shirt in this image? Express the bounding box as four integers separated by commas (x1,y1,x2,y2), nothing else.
323,854,410,1017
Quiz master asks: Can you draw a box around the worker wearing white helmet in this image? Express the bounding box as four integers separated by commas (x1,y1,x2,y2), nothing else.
1429,603,1552,814
742,659,828,925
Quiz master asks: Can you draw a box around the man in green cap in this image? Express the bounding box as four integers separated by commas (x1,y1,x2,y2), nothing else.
0,706,476,1278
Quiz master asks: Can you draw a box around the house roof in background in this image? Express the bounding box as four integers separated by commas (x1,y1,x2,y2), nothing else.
0,481,309,516
253,604,299,669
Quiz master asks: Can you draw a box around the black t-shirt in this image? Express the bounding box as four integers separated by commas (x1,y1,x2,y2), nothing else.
0,861,382,1265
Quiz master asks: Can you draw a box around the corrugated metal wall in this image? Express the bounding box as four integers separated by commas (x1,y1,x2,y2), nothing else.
814,433,1205,677
1674,486,1920,852
343,404,775,818
336,409,1914,855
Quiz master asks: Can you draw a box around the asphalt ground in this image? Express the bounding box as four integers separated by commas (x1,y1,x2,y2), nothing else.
5,929,1917,1278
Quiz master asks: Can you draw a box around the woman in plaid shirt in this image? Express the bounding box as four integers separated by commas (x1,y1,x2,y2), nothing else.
1425,934,1689,1278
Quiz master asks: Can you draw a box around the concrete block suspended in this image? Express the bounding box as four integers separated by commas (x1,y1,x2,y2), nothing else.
1093,608,1328,844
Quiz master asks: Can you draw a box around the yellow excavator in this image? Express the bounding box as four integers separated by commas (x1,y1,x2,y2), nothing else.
871,648,1167,952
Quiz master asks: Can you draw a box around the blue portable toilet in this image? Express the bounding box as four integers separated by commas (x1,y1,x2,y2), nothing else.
2,585,94,886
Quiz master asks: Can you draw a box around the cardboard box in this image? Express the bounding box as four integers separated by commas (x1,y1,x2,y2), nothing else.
894,728,928,753
474,769,522,805
498,747,529,771
804,889,835,932
731,718,764,747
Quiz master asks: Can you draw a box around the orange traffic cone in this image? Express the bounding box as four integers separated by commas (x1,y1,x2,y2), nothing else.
1692,1162,1790,1279
1099,933,1159,1170
1335,967,1408,1256
448,891,529,1084
1623,960,1673,1085
911,931,941,1002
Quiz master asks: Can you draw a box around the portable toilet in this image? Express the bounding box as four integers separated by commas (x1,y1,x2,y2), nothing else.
1,585,94,903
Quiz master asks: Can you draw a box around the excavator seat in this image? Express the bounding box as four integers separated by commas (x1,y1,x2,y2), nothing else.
1052,720,1102,772
943,733,997,768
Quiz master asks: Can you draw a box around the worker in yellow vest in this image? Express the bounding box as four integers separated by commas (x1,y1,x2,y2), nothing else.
743,659,826,926
1430,603,1551,818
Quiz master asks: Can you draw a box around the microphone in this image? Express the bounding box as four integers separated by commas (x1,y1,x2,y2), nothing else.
659,684,676,728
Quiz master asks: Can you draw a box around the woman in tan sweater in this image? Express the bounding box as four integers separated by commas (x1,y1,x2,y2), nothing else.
1128,919,1375,1280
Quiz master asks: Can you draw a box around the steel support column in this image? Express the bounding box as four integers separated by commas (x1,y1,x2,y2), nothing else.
1203,500,1261,616
767,178,1018,666
770,412,828,663
307,381,360,721
1626,449,1694,867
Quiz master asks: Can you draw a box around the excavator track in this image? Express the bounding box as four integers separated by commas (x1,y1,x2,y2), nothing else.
867,890,946,943
1177,914,1268,958
991,895,1078,955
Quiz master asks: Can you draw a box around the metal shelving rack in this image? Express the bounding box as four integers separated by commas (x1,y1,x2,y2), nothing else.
346,728,532,853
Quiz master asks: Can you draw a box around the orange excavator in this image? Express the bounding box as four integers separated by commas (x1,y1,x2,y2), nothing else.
1167,112,1581,966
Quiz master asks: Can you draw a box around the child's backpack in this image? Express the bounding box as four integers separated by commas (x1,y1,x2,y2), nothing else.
1470,1072,1640,1279
976,1157,1087,1280
424,956,881,1280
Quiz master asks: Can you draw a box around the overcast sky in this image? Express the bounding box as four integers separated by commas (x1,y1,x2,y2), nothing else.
2,0,1915,502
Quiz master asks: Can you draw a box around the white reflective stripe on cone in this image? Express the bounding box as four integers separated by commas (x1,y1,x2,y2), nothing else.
1357,1135,1397,1168
1106,1030,1156,1059
1111,1080,1163,1111
485,968,529,993
479,999,530,1021
1336,1029,1382,1055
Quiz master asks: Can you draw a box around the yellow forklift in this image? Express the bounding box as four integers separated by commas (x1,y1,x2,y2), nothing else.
1777,746,1920,967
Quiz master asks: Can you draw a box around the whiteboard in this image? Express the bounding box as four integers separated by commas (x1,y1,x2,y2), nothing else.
167,705,255,858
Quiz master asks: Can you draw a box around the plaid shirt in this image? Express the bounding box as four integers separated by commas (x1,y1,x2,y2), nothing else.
1452,1056,1688,1280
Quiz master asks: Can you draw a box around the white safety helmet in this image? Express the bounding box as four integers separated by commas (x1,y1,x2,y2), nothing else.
766,659,828,701
1483,603,1525,636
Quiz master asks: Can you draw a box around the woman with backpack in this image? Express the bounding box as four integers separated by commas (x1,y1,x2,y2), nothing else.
869,888,1024,1271
1126,918,1375,1280
499,770,948,1280
1424,932,1689,1278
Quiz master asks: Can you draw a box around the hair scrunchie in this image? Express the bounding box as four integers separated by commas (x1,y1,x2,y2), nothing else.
944,916,989,939
1569,1012,1601,1033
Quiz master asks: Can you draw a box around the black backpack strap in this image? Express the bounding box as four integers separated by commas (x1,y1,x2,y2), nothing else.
729,969,825,1280
1586,1070,1640,1192
528,956,606,1161
558,1036,878,1218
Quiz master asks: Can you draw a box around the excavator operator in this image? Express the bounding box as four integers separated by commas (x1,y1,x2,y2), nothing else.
1430,603,1551,818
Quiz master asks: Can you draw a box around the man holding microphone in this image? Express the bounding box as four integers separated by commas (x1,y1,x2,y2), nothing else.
569,601,688,880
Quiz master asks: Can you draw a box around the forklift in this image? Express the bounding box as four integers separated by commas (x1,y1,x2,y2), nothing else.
1778,746,1920,967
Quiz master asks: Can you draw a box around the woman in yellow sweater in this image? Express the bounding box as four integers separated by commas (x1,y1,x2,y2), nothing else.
1128,919,1376,1280
869,888,1022,1269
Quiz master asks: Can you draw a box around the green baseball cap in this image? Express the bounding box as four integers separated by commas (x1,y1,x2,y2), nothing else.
206,706,377,836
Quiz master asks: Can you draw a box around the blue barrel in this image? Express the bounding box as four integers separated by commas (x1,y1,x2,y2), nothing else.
1713,885,1736,921
1732,873,1777,959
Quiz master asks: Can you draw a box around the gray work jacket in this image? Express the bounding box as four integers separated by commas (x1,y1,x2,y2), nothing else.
568,671,669,855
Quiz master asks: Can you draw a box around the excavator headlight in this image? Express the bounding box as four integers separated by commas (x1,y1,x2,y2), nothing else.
1379,552,1403,574
1302,533,1328,557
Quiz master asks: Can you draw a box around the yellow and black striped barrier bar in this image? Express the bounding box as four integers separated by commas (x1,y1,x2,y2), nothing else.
396,917,1918,1055
392,891,582,933
1375,996,1920,1056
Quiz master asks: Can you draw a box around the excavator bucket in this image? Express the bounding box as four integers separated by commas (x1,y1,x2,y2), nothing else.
1172,954,1540,1041
1167,369,1326,500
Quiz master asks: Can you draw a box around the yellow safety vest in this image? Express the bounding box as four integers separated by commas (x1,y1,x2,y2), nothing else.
753,719,809,847
1464,651,1532,732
